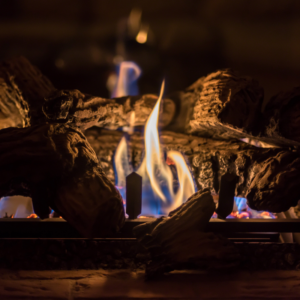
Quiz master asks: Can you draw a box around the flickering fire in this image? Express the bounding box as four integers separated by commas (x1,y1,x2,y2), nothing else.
115,81,196,216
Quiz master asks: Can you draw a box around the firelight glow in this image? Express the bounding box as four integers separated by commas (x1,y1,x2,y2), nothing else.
136,24,149,44
114,81,196,216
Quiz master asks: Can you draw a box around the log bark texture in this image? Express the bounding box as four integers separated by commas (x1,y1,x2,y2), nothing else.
43,90,175,130
185,69,264,138
263,86,300,143
133,189,240,278
0,124,125,237
246,151,300,212
0,73,29,129
0,56,56,126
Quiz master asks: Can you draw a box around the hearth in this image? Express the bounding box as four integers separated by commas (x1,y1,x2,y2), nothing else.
1,50,300,279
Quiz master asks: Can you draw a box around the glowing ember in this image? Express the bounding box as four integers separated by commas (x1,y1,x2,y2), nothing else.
211,197,276,219
27,214,38,218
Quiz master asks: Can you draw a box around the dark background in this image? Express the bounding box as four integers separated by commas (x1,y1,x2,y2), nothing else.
1,0,300,106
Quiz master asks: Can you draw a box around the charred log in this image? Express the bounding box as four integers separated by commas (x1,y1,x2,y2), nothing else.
184,69,264,138
0,124,125,237
246,151,300,212
43,90,175,130
0,56,56,125
0,74,29,129
264,87,300,143
133,189,240,278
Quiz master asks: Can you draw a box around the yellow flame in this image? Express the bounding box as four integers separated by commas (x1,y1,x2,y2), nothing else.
167,151,195,210
114,137,129,189
138,81,173,202
115,81,196,215
136,24,149,44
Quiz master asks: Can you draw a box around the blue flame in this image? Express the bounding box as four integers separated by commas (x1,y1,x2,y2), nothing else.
212,197,276,219
111,61,141,98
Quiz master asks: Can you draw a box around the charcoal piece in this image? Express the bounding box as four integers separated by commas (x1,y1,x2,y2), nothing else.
43,90,175,130
0,56,56,125
133,189,240,278
126,172,142,219
216,173,238,219
0,123,125,237
264,86,300,143
246,151,300,212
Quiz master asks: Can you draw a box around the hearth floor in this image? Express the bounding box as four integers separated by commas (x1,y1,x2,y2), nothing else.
0,269,300,299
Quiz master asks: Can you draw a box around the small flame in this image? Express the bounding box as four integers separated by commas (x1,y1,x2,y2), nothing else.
167,151,196,211
136,24,149,44
114,136,132,200
112,61,141,98
27,214,37,218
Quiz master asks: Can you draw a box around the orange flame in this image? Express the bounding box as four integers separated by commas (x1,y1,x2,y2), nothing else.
27,214,38,218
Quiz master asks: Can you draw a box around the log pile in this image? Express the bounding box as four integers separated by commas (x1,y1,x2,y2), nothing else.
1,56,300,266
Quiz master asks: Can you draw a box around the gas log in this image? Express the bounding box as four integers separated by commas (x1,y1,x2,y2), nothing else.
246,151,300,212
0,124,125,237
42,69,300,147
0,73,29,129
85,128,300,212
0,56,56,127
1,56,298,148
263,86,300,144
171,69,264,137
43,90,175,130
133,189,240,278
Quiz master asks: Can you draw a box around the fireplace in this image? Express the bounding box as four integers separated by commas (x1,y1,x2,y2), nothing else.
1,1,300,298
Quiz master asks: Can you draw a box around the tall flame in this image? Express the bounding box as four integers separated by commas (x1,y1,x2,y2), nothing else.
114,136,131,200
114,81,196,216
137,81,174,202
